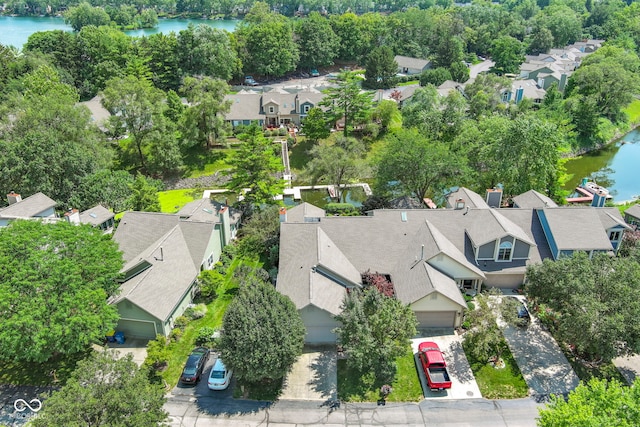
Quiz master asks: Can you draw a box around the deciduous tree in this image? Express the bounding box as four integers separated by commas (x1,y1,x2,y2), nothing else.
64,2,111,31
319,74,373,137
538,378,640,427
31,352,167,427
219,276,305,384
301,107,330,143
334,287,417,383
181,76,232,149
0,221,123,363
526,252,640,363
295,11,339,69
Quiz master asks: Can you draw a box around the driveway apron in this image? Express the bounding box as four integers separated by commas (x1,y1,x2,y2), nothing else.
279,346,337,402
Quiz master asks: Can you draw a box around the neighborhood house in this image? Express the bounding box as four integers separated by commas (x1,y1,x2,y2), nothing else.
111,199,240,339
276,187,630,344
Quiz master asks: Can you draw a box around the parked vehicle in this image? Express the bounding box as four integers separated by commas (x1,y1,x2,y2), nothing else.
180,347,210,385
310,68,320,77
208,358,233,390
244,76,259,86
417,341,452,391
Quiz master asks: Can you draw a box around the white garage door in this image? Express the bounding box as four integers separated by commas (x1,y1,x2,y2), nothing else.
305,326,336,344
415,311,456,329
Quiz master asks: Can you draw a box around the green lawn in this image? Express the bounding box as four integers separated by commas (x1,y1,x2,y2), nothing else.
337,349,423,402
183,147,233,178
160,257,262,387
470,350,528,399
158,189,198,213
398,80,419,86
623,99,640,125
289,137,315,173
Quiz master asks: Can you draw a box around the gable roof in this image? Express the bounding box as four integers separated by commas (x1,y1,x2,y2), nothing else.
539,207,618,251
0,192,56,219
286,202,326,223
79,204,114,226
446,187,489,209
113,211,218,322
394,55,430,70
177,198,241,224
512,190,558,209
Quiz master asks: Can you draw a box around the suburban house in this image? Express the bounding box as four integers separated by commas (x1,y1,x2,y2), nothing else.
625,205,640,228
63,205,116,233
225,89,325,128
276,188,629,344
501,79,547,105
111,199,240,339
512,190,558,209
0,191,57,227
395,55,431,75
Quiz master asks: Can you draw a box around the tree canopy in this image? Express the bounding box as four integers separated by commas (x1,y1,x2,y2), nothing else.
32,351,167,427
538,378,640,427
526,252,640,363
0,221,123,363
334,286,417,384
219,275,305,384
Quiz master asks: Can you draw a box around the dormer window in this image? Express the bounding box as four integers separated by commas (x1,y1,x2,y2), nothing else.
303,105,310,113
269,106,274,114
609,231,621,241
497,241,512,261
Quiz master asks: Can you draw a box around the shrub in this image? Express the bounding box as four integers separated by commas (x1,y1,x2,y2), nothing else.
325,203,359,216
184,303,207,320
286,136,295,149
263,130,271,137
195,326,217,347
169,327,183,342
145,334,170,370
278,128,287,136
467,301,475,310
174,315,189,329
199,270,225,300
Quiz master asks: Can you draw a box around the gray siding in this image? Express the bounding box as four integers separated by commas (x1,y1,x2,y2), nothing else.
513,239,530,259
478,241,495,259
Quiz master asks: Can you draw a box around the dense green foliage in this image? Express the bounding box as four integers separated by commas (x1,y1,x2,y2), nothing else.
31,352,167,427
526,252,640,363
218,275,305,384
334,287,417,384
0,221,123,363
538,378,640,427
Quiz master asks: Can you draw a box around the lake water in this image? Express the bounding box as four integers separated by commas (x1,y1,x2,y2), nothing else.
0,16,238,49
563,128,640,203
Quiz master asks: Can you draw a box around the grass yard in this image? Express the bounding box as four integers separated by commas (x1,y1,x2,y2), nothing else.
289,137,315,172
623,99,640,125
337,349,423,402
158,189,198,213
183,147,233,178
398,80,419,86
467,349,528,399
160,257,262,387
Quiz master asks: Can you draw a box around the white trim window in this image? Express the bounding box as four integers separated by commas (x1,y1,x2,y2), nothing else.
609,230,621,242
269,106,275,114
497,241,513,261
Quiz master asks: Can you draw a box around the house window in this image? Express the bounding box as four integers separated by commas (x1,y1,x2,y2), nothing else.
501,92,510,102
609,230,621,241
269,106,274,114
497,241,512,261
303,105,310,113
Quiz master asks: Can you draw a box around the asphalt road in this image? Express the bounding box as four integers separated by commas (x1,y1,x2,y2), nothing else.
165,395,542,426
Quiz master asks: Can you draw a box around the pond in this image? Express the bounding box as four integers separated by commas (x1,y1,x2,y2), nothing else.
563,129,640,203
0,16,238,49
300,187,367,209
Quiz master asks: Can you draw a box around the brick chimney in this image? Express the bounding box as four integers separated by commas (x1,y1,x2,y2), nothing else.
454,198,465,210
64,208,80,224
7,191,21,205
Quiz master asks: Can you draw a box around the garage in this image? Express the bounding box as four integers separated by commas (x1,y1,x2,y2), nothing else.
415,311,457,329
305,326,336,345
486,273,524,288
116,319,158,340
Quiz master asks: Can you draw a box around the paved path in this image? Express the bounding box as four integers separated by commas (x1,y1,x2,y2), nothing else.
497,296,580,399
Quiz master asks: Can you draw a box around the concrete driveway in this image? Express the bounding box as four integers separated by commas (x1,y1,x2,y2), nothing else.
496,295,580,398
279,346,337,403
411,330,482,400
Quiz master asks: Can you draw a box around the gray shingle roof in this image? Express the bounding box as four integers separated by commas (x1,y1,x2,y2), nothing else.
0,192,56,219
177,198,241,224
446,187,489,209
79,205,114,226
394,55,430,70
539,207,617,251
112,211,219,321
625,204,640,220
286,202,326,223
225,93,264,121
